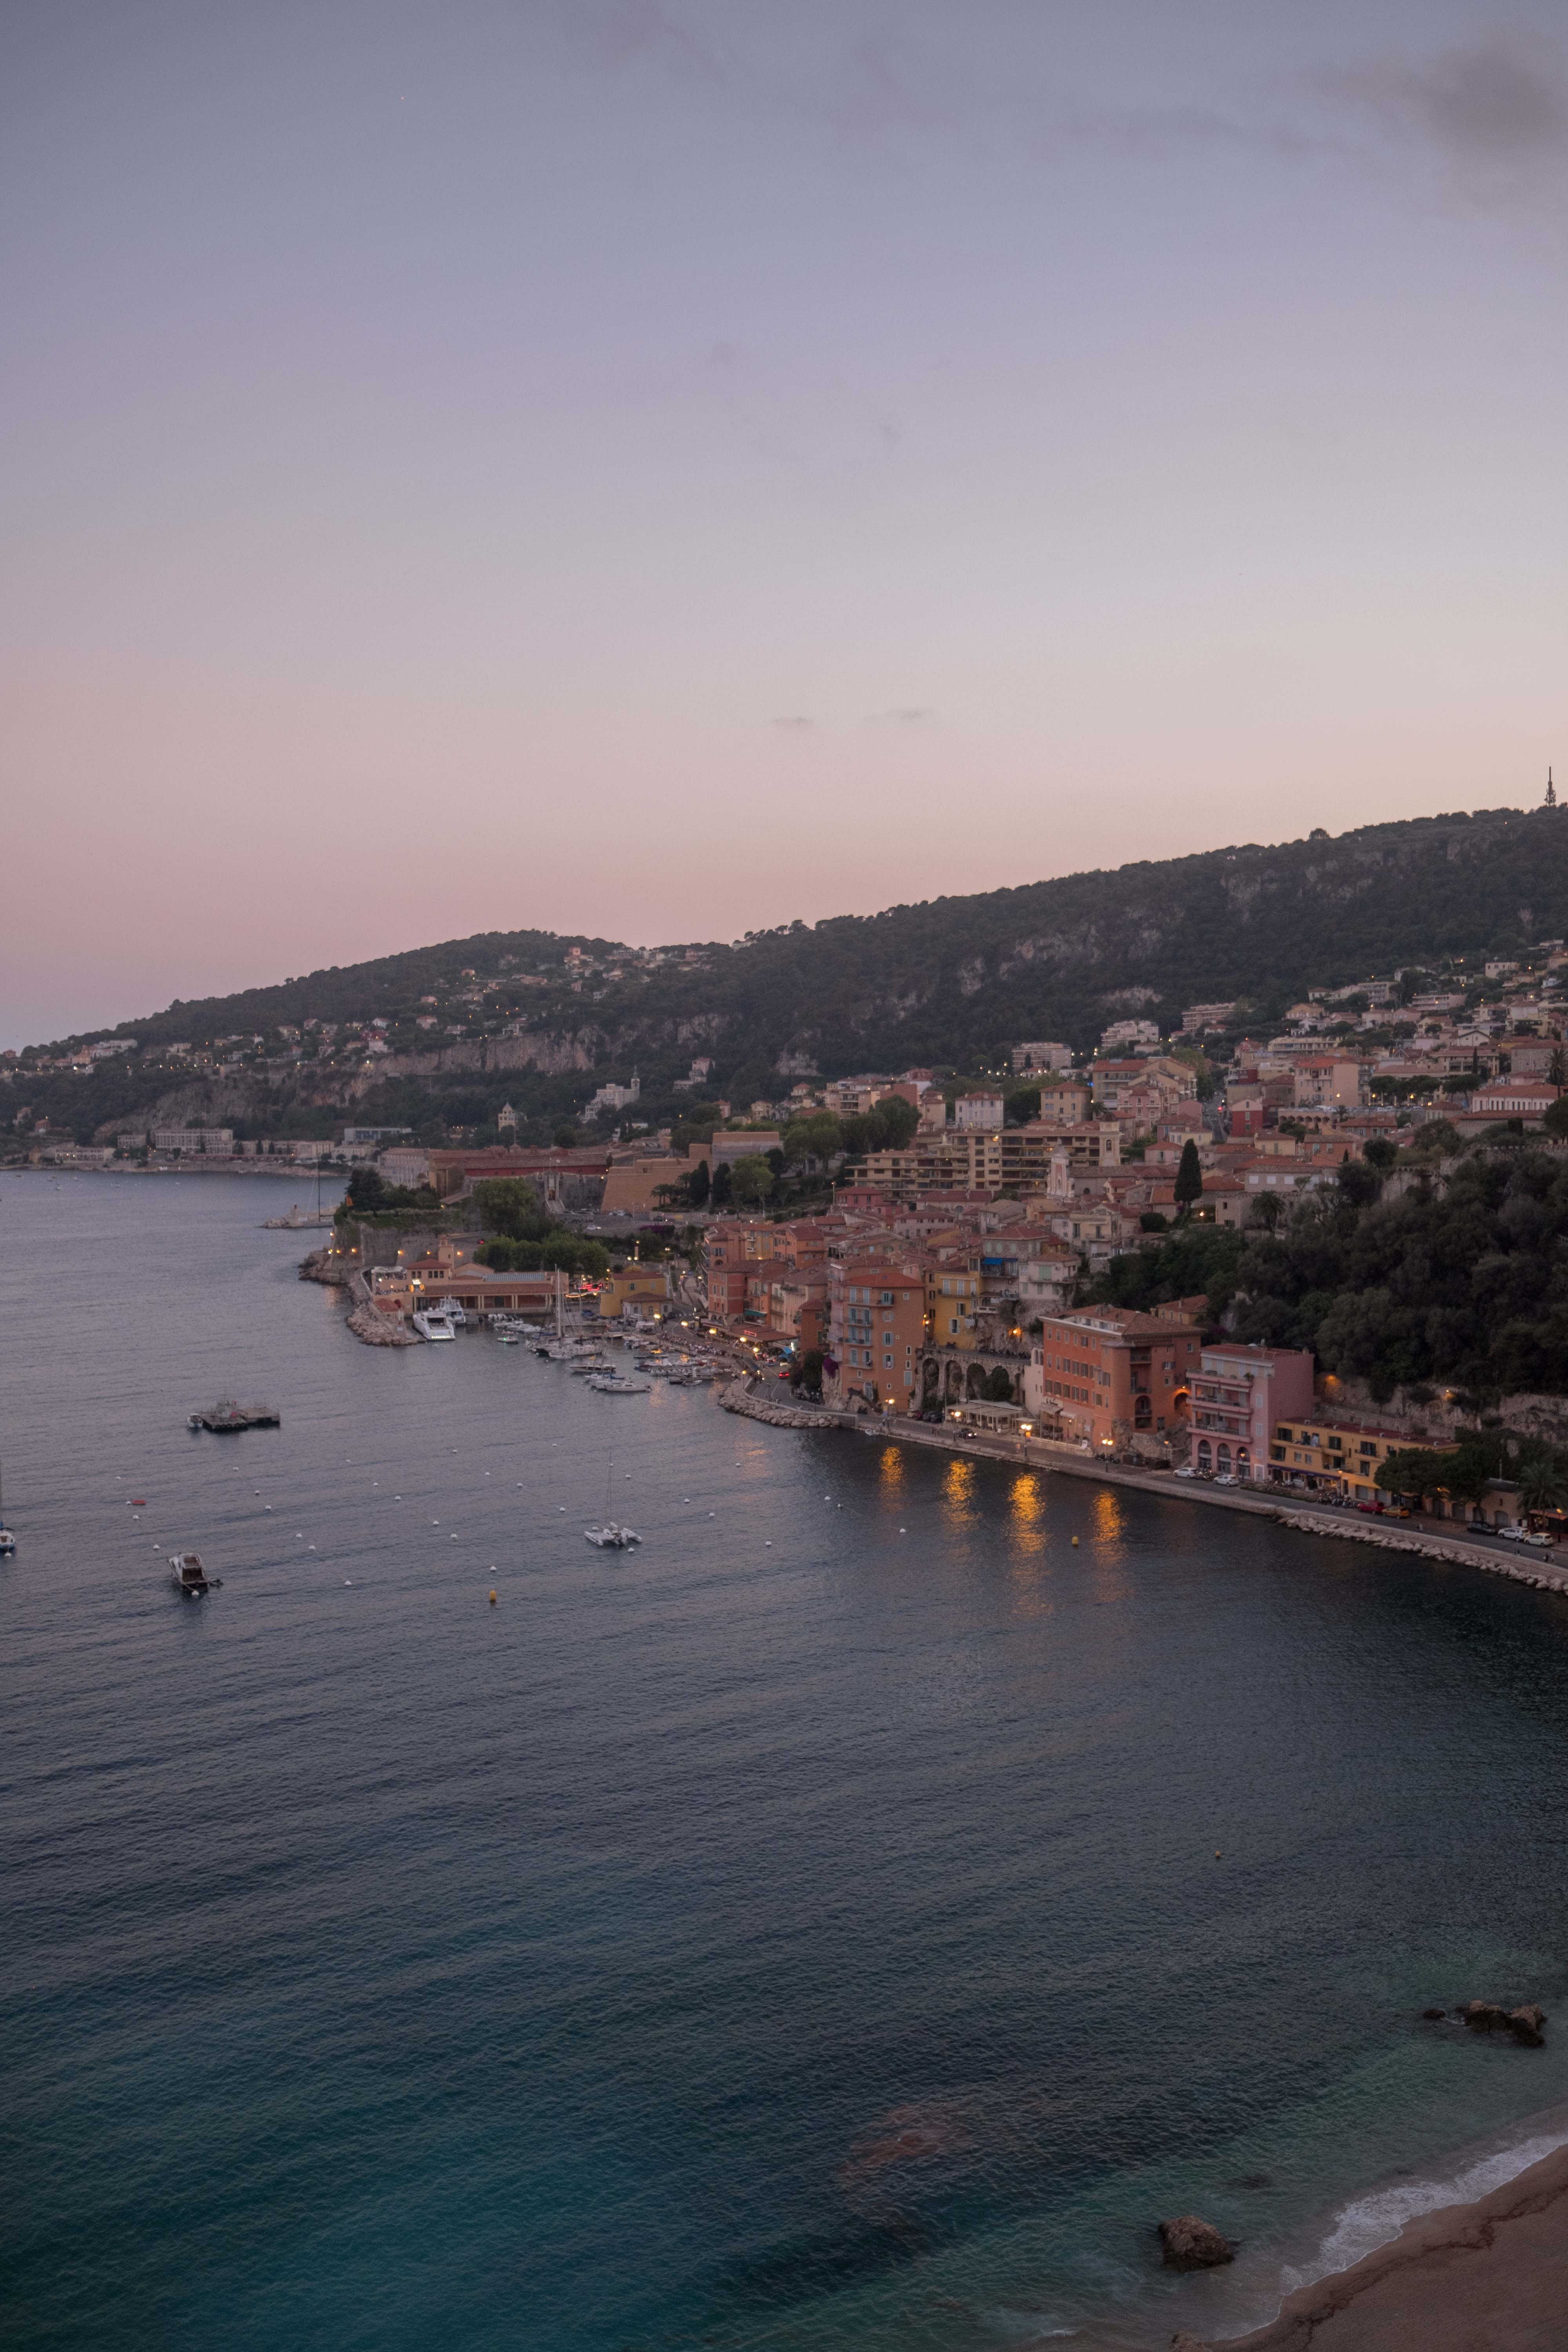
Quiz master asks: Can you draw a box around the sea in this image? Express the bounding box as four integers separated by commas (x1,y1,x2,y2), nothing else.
6,1169,1568,2352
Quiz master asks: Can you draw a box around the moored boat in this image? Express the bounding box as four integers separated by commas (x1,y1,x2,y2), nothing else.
412,1311,456,1341
169,1550,219,1596
583,1523,642,1548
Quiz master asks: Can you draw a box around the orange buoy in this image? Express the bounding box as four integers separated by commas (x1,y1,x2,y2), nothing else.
488,1589,497,1605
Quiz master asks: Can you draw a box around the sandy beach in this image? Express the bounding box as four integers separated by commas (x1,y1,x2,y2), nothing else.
1180,2138,1568,2351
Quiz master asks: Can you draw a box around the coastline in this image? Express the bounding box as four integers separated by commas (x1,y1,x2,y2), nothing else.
718,1380,1568,1604
1185,2131,1568,2351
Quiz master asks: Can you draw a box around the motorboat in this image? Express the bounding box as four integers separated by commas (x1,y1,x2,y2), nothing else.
413,1310,457,1341
584,1523,642,1548
497,1331,521,1345
587,1372,653,1394
170,1550,219,1596
442,1303,469,1328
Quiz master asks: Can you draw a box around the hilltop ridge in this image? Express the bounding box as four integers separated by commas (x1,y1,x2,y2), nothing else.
9,803,1567,1145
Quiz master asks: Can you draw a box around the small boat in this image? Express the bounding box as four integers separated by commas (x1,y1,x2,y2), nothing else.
0,1458,14,1554
187,1401,281,1432
413,1311,456,1341
498,1332,521,1346
587,1372,652,1394
584,1523,642,1548
169,1550,219,1596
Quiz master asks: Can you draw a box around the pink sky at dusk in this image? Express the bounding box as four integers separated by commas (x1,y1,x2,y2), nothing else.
3,1,1565,1047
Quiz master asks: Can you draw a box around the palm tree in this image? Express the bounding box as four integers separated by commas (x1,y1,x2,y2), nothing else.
1550,1045,1566,1087
1515,1458,1568,1516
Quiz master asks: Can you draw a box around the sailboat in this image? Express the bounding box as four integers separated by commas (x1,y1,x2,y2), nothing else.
0,1459,15,1555
584,1454,641,1548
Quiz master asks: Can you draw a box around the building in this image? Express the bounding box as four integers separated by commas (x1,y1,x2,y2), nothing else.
1467,1080,1560,1122
826,1257,927,1410
586,1072,641,1118
953,1094,1005,1129
1188,1342,1315,1481
1290,1057,1369,1109
343,1125,414,1145
1025,1307,1205,1448
1267,1414,1455,1504
1181,1002,1236,1033
378,1148,431,1187
1010,1041,1073,1073
592,1265,673,1323
152,1129,234,1154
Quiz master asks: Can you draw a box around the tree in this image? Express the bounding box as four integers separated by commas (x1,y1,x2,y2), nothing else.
874,1093,921,1147
1005,1086,1041,1126
1516,1457,1568,1515
791,1348,824,1398
1174,1138,1203,1208
553,1125,578,1147
472,1175,541,1238
687,1157,711,1207
983,1365,1014,1402
728,1152,774,1209
1544,1095,1568,1141
710,1162,733,1208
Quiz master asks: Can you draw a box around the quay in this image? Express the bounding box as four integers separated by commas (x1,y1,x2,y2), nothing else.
716,1380,1568,1601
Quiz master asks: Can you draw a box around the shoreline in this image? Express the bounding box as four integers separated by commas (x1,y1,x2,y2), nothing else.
1186,2130,1568,2351
718,1381,1568,1604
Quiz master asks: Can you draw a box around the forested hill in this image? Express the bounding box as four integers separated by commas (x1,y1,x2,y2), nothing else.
20,804,1568,1130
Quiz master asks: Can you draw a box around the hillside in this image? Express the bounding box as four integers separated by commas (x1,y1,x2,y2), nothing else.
11,803,1568,1146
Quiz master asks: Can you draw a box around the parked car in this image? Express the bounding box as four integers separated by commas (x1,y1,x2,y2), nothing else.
1214,1473,1238,1487
1174,1465,1196,1480
1356,1501,1385,1515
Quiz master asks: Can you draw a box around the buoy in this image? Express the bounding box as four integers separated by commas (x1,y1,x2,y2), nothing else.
1214,1851,1222,1859
489,1589,497,1605
1071,1535,1079,1546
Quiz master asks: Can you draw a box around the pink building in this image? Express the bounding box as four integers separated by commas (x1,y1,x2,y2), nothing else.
1189,1341,1315,1483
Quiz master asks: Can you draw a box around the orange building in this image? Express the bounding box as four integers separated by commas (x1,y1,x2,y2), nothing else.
826,1256,928,1411
1025,1306,1205,1448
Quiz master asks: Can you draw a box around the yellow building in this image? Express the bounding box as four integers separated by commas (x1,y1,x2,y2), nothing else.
926,1265,982,1345
1269,1416,1457,1503
593,1266,673,1322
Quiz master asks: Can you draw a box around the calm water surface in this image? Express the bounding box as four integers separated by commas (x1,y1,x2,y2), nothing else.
6,1172,1568,2350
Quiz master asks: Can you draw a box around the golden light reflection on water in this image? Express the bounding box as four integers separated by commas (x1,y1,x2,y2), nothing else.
1087,1486,1134,1604
940,1457,976,1532
877,1446,906,1493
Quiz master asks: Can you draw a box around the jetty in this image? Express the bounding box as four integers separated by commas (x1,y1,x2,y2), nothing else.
187,1401,281,1432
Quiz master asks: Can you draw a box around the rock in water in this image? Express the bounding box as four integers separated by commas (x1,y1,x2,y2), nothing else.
1458,1999,1548,2044
1172,2334,1210,2351
1158,2216,1234,2271
1421,2007,1446,2020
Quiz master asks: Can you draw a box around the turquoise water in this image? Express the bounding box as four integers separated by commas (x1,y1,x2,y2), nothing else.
5,1171,1568,2350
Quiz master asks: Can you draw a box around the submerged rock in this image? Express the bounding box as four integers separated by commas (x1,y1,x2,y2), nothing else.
1158,2216,1234,2271
1509,2005,1548,2046
1421,2007,1447,2020
1171,2334,1210,2350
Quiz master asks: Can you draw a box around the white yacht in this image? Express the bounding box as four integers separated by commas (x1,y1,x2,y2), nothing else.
169,1550,217,1596
583,1523,642,1548
587,1371,652,1394
412,1310,457,1342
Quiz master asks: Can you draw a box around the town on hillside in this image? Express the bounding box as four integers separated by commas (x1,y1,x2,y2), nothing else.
203,933,1568,1539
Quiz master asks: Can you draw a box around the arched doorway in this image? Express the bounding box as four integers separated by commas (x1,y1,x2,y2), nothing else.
1134,1395,1152,1429
1196,1439,1212,1472
965,1361,986,1401
1216,1443,1232,1472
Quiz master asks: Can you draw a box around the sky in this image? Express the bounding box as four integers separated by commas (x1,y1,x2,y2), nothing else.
3,1,1566,1045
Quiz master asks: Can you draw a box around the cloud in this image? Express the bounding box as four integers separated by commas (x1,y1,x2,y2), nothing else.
772,714,814,731
1322,29,1568,166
